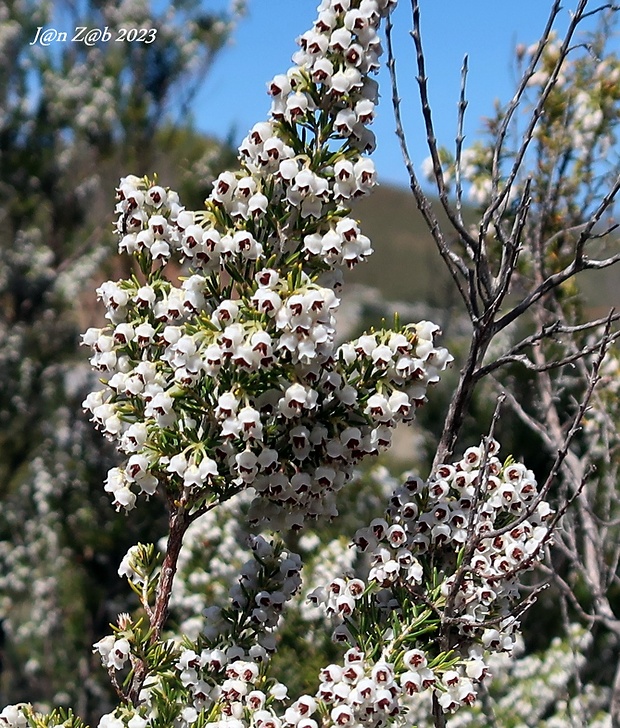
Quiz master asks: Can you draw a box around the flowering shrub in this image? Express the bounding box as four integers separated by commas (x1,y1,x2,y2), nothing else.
0,0,246,711
80,0,454,539
1,0,616,726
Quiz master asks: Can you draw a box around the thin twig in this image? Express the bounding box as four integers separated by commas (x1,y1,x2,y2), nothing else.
409,0,479,256
481,1,583,236
484,315,613,542
454,54,469,227
477,326,620,377
385,7,473,316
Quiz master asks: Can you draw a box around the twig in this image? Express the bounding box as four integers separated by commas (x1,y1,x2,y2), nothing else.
409,0,480,257
481,1,584,237
454,55,469,227
494,248,620,334
385,7,474,317
477,326,620,377
484,315,613,542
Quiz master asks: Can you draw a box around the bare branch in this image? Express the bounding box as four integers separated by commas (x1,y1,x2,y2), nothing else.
575,173,620,265
581,2,620,21
488,177,532,315
494,248,620,333
494,380,555,448
546,561,596,626
128,503,191,703
481,1,584,236
408,0,480,257
483,316,613,541
477,323,620,378
454,54,469,227
432,691,447,728
385,8,474,317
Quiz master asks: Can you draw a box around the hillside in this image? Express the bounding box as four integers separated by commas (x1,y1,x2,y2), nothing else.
350,182,620,312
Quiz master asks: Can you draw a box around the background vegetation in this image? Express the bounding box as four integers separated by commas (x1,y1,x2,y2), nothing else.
1,0,619,726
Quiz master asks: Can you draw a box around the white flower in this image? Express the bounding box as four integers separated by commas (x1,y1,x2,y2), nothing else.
0,706,28,728
98,714,125,728
118,545,145,584
127,715,148,728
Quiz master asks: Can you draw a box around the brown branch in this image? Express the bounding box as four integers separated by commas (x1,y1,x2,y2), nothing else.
385,8,474,318
574,173,620,265
409,0,480,258
127,504,191,704
481,311,620,373
481,1,584,236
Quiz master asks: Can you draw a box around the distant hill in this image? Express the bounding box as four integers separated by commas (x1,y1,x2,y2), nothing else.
350,182,620,313
349,184,456,308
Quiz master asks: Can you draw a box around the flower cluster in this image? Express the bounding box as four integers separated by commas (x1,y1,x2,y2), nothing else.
308,440,553,716
201,534,303,646
93,632,132,672
396,626,610,727
525,31,620,155
84,210,450,526
126,536,301,725
364,440,552,631
315,645,493,723
81,0,451,533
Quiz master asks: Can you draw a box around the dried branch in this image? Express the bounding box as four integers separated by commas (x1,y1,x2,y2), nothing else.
483,316,612,541
481,0,585,236
487,177,531,316
477,323,620,377
574,173,620,265
385,8,474,318
454,54,469,227
408,0,480,258
494,248,620,334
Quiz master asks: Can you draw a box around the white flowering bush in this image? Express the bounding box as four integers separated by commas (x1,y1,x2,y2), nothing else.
0,0,244,714
387,625,612,727
2,0,619,726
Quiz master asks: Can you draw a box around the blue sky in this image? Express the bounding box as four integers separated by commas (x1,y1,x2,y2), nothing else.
192,1,617,188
